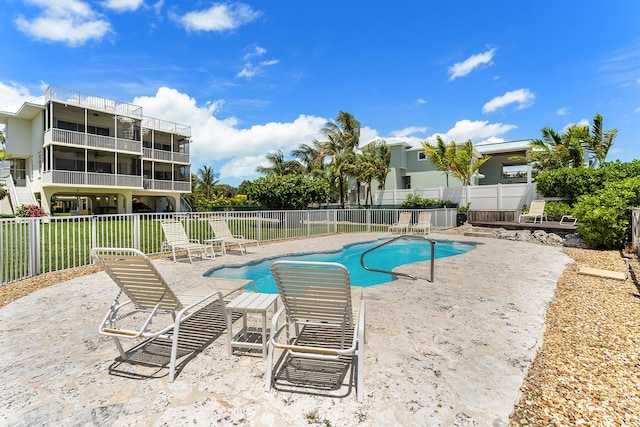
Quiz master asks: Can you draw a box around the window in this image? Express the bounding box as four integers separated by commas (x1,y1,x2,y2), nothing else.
418,152,427,160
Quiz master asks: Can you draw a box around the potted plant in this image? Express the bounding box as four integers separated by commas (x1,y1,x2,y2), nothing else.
457,203,470,226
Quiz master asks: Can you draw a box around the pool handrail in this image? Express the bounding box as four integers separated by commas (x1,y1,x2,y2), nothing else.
359,234,436,282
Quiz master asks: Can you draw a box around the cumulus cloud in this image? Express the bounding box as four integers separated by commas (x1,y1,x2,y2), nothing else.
177,2,260,32
423,119,517,145
482,89,535,113
102,0,144,12
448,48,497,81
0,82,37,111
390,126,427,138
416,98,426,105
14,0,111,46
133,87,326,182
556,107,570,116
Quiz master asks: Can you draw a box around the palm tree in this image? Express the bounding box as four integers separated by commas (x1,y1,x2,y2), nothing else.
195,165,219,200
584,113,617,168
367,140,391,206
528,126,585,172
256,149,303,175
317,111,361,208
292,143,323,176
421,136,456,187
451,140,491,185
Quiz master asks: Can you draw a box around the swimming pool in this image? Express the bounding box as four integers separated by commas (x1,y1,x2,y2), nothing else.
205,238,476,293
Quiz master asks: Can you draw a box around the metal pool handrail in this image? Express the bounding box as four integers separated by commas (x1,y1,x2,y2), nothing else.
359,234,436,282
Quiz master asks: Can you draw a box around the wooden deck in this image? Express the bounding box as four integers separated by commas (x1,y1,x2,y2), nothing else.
469,220,578,235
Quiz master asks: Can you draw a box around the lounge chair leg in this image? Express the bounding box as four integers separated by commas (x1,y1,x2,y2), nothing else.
113,337,128,361
169,319,181,382
265,345,274,391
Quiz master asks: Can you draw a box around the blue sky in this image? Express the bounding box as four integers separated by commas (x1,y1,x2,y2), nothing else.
1,1,639,186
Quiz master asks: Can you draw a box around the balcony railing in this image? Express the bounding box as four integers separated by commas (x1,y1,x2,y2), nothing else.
46,85,143,118
43,171,143,188
46,129,140,154
143,179,191,192
142,116,191,137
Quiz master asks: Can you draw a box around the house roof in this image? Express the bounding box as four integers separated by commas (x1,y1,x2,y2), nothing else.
0,98,45,124
475,139,531,155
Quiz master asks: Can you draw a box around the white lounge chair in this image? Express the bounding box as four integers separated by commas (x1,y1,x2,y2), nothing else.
519,200,548,224
389,212,412,233
411,212,432,235
161,220,214,263
208,219,260,255
266,261,365,402
91,247,252,382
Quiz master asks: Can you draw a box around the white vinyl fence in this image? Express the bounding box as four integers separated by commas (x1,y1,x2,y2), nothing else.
376,183,538,210
0,208,456,285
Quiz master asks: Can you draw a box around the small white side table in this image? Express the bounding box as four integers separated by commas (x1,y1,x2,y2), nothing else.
560,215,578,225
225,292,279,359
204,237,226,256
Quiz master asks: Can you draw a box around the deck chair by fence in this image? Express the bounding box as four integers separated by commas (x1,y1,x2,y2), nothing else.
519,200,548,224
411,212,432,235
161,220,214,263
208,219,260,255
389,212,412,233
92,247,251,382
266,261,366,402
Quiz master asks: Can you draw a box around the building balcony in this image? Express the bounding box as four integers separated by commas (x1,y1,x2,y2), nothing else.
142,148,190,163
45,129,142,154
43,170,143,188
143,179,191,192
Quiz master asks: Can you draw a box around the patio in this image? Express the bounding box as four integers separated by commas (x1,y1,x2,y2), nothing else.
0,232,571,426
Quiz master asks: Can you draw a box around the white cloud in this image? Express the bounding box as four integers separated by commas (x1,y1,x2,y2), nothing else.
102,0,144,12
236,46,278,79
133,87,326,182
0,82,40,111
423,119,517,145
416,98,426,105
390,126,427,138
561,118,589,133
482,89,535,113
635,107,640,113
556,107,570,116
177,3,260,32
448,48,497,81
15,0,111,46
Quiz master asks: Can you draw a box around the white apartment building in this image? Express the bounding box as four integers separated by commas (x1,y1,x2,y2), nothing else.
0,85,192,215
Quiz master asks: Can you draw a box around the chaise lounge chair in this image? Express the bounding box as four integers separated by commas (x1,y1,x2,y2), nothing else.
389,211,412,233
161,220,214,263
410,212,432,235
208,219,260,255
519,200,548,224
91,247,253,382
266,261,366,402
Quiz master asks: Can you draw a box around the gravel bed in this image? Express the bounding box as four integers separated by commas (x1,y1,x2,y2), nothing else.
1,238,638,425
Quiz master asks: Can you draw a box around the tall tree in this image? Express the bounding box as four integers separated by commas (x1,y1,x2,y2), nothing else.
256,149,303,175
317,111,361,208
451,140,491,185
584,113,617,168
528,126,585,172
194,165,219,200
421,136,457,187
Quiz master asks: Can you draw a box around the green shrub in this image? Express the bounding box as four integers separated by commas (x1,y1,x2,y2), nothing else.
572,177,640,249
543,201,572,221
246,175,330,210
400,194,437,208
536,160,640,201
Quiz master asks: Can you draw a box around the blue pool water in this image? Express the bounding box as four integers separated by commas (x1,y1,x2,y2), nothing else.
206,238,476,294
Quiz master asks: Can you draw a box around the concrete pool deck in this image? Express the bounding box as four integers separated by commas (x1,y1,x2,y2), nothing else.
0,232,572,426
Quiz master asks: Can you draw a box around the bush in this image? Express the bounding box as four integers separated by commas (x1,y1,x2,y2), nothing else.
400,194,437,209
536,160,640,201
15,204,46,217
572,177,640,249
246,175,330,210
543,201,572,221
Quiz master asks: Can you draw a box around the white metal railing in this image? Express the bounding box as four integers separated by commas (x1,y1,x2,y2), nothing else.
142,116,191,137
117,140,142,153
173,153,189,163
87,172,115,187
173,181,190,192
153,149,172,161
0,208,456,285
87,133,116,150
117,175,143,188
4,174,20,210
46,85,143,118
143,148,152,159
46,129,86,147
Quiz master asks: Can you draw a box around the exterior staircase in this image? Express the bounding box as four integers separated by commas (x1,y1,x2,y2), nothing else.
5,175,38,213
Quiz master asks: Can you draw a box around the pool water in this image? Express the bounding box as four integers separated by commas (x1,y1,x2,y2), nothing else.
206,238,476,294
